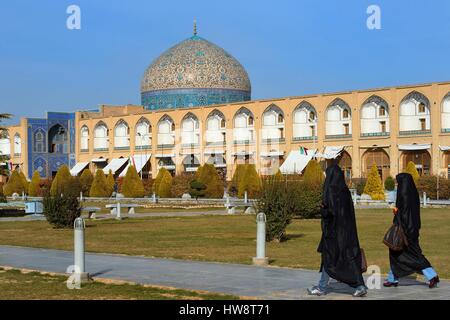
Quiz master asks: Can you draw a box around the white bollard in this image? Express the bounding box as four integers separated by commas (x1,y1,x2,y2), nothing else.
74,217,89,282
244,191,248,204
423,192,427,207
253,212,268,266
80,192,83,202
116,202,122,220
152,192,157,203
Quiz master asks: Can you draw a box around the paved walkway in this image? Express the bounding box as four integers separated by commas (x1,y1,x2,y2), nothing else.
0,210,229,222
0,245,448,300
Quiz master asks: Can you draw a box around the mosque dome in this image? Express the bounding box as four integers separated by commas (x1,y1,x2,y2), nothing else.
141,24,251,110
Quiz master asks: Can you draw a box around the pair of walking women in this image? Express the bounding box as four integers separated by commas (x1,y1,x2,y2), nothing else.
307,164,439,297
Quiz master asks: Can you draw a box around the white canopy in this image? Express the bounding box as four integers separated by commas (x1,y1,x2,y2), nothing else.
315,146,344,159
92,158,107,163
260,151,284,157
70,162,89,176
398,144,431,151
279,149,315,175
204,150,225,155
102,158,128,175
232,151,254,157
155,154,176,158
439,146,450,151
119,154,151,177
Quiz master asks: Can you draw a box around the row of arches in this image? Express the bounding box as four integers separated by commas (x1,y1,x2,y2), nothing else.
79,91,450,152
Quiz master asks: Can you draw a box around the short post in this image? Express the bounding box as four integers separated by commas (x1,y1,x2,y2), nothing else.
244,191,248,204
22,191,25,201
74,217,89,282
423,192,427,207
253,212,268,266
152,192,157,203
80,192,83,202
353,189,357,206
116,202,122,220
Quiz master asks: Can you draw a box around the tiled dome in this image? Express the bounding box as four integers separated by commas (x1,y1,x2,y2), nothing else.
141,31,251,110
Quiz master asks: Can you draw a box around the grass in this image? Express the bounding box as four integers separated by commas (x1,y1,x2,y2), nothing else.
0,209,449,278
0,267,239,300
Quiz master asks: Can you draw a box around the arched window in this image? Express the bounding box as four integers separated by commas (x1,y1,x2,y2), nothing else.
293,101,317,140
442,93,450,132
362,148,390,180
181,113,200,146
360,96,390,136
135,118,151,149
0,132,10,156
80,126,89,151
157,115,175,146
114,120,130,149
33,130,46,153
399,91,431,134
325,98,352,138
48,125,68,154
94,122,109,151
233,108,254,143
262,104,285,141
206,110,226,145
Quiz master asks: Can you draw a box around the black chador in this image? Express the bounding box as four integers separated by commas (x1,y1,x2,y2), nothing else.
318,164,365,288
389,173,432,278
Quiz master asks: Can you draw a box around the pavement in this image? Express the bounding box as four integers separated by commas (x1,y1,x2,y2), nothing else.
0,245,449,300
0,210,230,222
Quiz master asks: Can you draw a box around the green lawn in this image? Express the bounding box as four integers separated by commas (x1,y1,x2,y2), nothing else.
0,268,238,300
0,209,449,278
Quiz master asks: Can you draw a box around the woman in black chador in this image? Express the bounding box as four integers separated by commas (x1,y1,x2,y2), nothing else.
384,173,440,288
307,164,367,297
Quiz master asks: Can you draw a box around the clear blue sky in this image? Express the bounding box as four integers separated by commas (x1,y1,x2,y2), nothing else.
1,0,450,124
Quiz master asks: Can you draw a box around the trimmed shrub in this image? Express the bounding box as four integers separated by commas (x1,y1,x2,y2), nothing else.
79,169,94,196
238,164,261,199
404,161,420,185
417,175,438,199
28,170,42,197
3,170,25,196
19,171,29,194
439,178,450,200
89,170,110,197
142,178,154,196
229,164,246,196
384,176,395,191
189,180,206,200
153,168,167,196
196,164,223,199
157,169,172,198
293,180,323,219
351,178,367,196
363,164,385,200
122,166,145,198
303,160,324,187
0,183,6,203
43,194,81,229
256,174,295,242
170,173,194,198
106,170,115,196
50,165,72,196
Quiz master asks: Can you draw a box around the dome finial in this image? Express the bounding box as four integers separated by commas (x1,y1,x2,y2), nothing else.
193,18,197,36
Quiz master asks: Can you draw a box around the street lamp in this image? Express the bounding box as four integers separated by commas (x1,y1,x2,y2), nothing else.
137,132,150,180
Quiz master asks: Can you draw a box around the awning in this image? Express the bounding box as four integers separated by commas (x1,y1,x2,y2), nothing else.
398,144,431,151
440,146,450,151
92,158,107,163
279,149,315,175
260,151,284,157
155,154,176,158
214,164,227,168
70,162,89,176
232,151,254,157
180,151,200,156
102,158,129,174
204,150,225,155
159,165,176,170
186,167,199,172
119,154,151,177
314,146,344,159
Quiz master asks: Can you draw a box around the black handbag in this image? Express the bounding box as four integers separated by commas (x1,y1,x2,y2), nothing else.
383,224,409,251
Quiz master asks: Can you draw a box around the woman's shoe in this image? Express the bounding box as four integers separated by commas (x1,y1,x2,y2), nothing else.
383,281,399,287
429,276,440,289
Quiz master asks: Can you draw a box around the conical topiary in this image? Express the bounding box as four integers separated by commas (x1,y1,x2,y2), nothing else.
303,160,324,187
363,164,385,200
89,170,109,197
106,170,115,196
154,168,170,196
79,169,94,196
122,166,145,198
229,164,246,196
28,170,41,197
19,171,29,194
404,161,420,185
3,170,25,196
50,165,72,196
157,169,172,198
200,164,223,198
238,164,262,199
